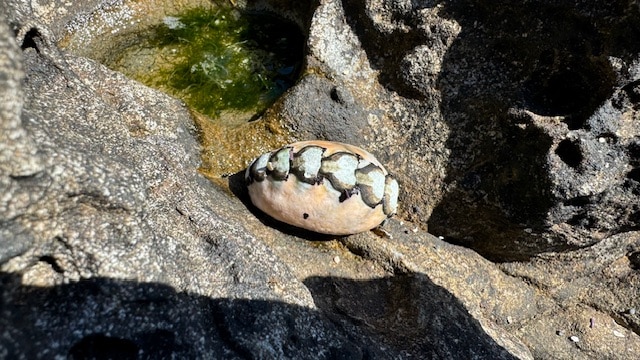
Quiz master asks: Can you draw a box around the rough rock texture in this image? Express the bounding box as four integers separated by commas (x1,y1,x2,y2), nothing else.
0,4,376,358
287,0,640,260
2,0,640,359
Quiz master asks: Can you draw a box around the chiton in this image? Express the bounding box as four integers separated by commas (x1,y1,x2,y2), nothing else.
245,140,399,235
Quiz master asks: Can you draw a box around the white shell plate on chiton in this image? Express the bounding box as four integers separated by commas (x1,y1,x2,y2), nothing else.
246,140,399,235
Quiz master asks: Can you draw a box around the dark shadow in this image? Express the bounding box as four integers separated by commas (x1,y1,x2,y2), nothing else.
429,1,640,260
341,0,640,260
0,272,375,359
303,273,518,359
243,0,320,36
20,28,43,52
0,271,517,359
228,169,339,241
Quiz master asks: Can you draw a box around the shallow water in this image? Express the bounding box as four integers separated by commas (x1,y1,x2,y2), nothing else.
106,6,304,125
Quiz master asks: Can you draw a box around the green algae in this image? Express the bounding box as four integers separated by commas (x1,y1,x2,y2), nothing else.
115,5,303,121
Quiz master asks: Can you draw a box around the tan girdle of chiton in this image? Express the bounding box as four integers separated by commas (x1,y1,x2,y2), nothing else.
245,141,399,235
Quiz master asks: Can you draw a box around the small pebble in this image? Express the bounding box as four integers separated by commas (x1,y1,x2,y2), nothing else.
629,308,636,315
598,137,606,143
556,330,565,336
333,256,340,264
613,330,625,338
569,335,580,343
506,316,513,324
438,235,444,240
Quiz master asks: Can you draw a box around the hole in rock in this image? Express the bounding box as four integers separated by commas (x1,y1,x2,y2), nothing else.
524,51,616,123
20,28,41,51
564,196,592,207
555,139,583,168
38,255,64,274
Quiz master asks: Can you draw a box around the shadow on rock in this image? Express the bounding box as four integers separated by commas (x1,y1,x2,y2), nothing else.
429,1,640,260
0,272,377,359
304,273,517,359
0,271,517,359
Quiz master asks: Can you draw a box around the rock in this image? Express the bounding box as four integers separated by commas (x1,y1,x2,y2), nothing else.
1,273,381,359
2,0,640,359
278,75,373,146
0,7,43,263
297,0,640,261
2,2,368,357
422,1,639,259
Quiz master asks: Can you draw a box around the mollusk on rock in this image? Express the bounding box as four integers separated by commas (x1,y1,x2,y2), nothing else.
245,140,399,235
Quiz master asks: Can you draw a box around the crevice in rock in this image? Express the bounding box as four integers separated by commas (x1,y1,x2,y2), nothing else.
605,308,640,338
38,255,64,274
341,0,433,100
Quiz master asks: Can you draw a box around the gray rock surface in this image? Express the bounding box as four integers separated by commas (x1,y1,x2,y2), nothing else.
2,0,640,359
297,0,640,260
0,7,43,264
1,4,364,358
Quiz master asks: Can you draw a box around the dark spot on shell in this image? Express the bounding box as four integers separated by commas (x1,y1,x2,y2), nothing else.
303,213,309,219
